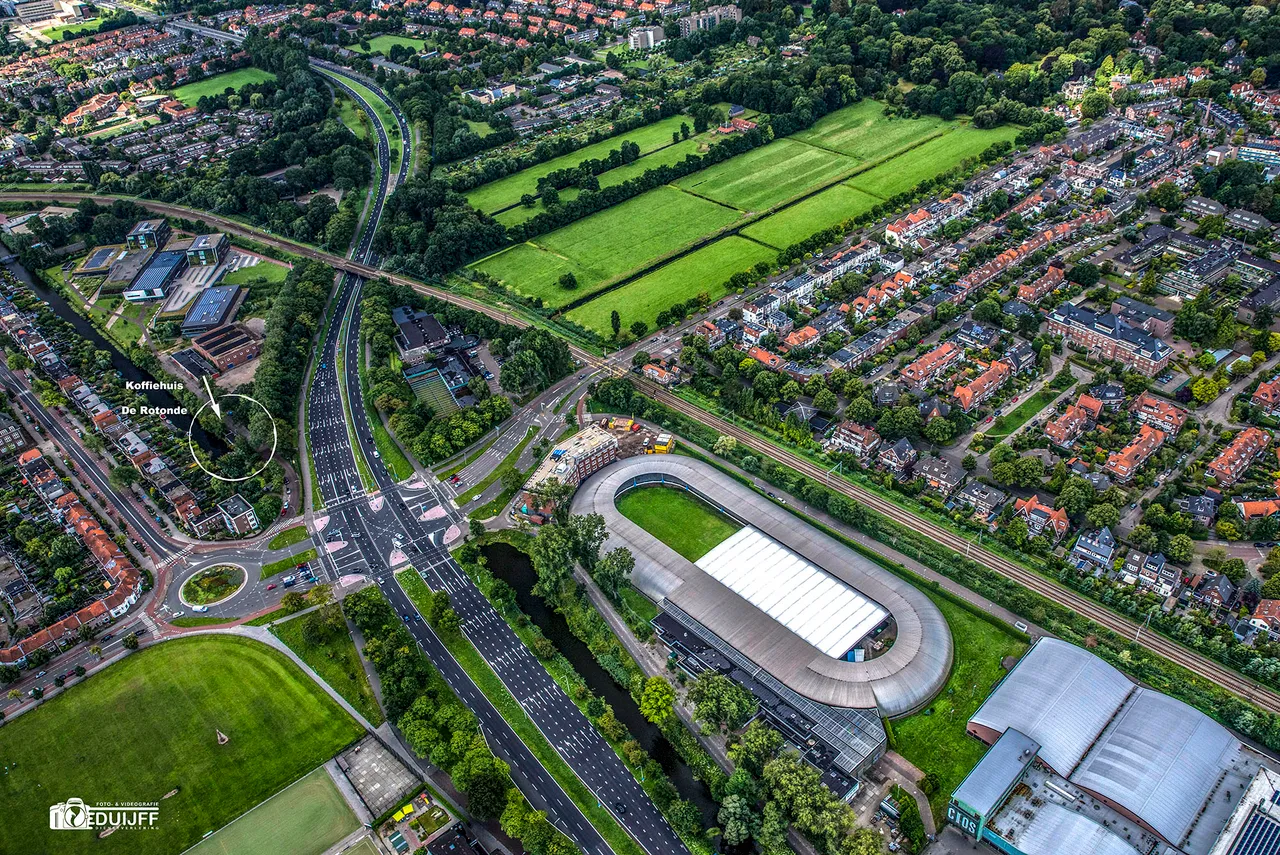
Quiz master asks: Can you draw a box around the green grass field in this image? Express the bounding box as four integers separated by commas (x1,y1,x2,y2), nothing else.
472,243,603,307
615,486,740,561
188,767,359,855
42,17,100,41
261,548,318,580
847,124,1021,200
0,636,362,855
740,184,882,249
790,101,948,160
350,34,427,55
173,69,277,106
567,236,774,334
533,186,742,282
273,614,384,725
320,71,401,174
985,387,1064,440
675,139,855,212
892,595,1026,821
268,525,311,550
335,91,373,144
464,116,693,214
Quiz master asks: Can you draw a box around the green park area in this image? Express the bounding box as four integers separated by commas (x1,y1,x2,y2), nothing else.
985,387,1065,440
273,613,384,725
349,34,427,55
0,636,362,855
615,486,740,562
188,767,359,855
463,115,695,214
222,259,289,286
41,17,100,41
566,236,774,334
173,69,278,106
471,100,1023,336
335,91,373,144
892,595,1027,821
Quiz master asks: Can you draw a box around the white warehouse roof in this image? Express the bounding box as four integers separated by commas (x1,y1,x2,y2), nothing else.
695,527,888,657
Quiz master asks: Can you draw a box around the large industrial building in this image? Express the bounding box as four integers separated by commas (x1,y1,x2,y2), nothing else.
573,456,952,797
949,638,1273,855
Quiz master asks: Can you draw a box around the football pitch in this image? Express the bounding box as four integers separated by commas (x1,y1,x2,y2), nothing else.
188,767,359,855
0,636,362,855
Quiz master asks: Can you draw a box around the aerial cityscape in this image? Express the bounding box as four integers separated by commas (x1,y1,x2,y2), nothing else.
0,0,1279,853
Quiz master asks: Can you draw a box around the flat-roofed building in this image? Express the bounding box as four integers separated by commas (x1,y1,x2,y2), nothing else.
125,218,171,251
123,249,187,302
187,233,229,266
393,306,450,365
191,324,260,373
181,285,241,334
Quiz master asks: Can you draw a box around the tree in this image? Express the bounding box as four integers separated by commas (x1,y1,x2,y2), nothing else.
972,299,1003,324
109,465,140,490
610,310,621,339
961,454,977,471
629,320,648,338
639,676,676,726
558,272,578,290
122,633,138,650
280,591,307,613
1057,477,1096,516
593,547,634,598
1080,90,1111,119
713,435,737,456
688,671,756,730
1148,181,1183,211
718,794,758,846
1167,533,1194,564
729,720,783,776
924,418,954,444
1086,503,1120,530
632,350,651,369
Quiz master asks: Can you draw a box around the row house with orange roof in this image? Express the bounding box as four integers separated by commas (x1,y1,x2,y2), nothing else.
954,210,1111,301
1013,494,1070,540
1104,424,1167,482
1045,402,1092,447
900,341,961,389
1253,377,1280,417
1206,427,1270,487
1017,262,1065,303
952,359,1011,413
1131,392,1188,435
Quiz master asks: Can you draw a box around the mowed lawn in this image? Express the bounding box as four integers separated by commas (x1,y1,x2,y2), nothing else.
568,236,774,334
173,68,277,106
616,486,740,562
892,594,1027,822
847,124,1021,200
465,115,693,214
532,185,743,282
273,613,384,725
741,184,882,249
790,101,948,161
470,242,603,308
0,636,363,855
350,34,427,54
675,139,855,212
188,767,359,855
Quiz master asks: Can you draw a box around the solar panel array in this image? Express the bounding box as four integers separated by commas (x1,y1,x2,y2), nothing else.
1232,811,1280,855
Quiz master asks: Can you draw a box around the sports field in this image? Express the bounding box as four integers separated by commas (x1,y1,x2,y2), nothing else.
0,636,362,855
464,115,695,214
741,184,882,249
675,139,855,212
188,767,359,855
173,69,277,106
616,487,740,561
567,236,775,333
351,35,427,54
847,124,1021,200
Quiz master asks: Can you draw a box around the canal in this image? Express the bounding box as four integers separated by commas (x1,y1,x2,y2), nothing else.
8,260,223,453
481,541,721,828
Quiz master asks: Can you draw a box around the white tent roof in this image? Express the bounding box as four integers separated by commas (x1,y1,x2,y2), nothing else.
695,527,888,657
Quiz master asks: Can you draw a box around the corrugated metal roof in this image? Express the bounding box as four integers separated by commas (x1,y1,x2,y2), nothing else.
953,728,1040,817
969,638,1133,774
1071,688,1240,847
1013,802,1142,855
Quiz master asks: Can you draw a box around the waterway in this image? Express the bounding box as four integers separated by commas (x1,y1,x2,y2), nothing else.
481,541,721,828
7,260,223,453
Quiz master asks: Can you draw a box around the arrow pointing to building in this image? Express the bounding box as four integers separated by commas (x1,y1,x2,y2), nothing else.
203,376,222,419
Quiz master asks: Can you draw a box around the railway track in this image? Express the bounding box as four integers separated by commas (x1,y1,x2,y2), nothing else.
7,191,1280,715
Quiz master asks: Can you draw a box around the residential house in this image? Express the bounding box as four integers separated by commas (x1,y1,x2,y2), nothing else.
1192,572,1237,611
1253,378,1280,416
1048,304,1173,376
642,361,679,385
1176,494,1220,528
1126,550,1177,596
1235,499,1280,521
1018,264,1065,303
877,438,917,477
916,456,963,495
953,360,1012,413
954,321,999,350
1076,393,1104,421
217,493,259,535
955,482,1007,517
1251,599,1280,640
1104,424,1166,482
1003,342,1037,374
1089,382,1127,410
1132,392,1188,435
1072,527,1116,570
900,342,961,389
1045,404,1091,446
1013,494,1070,540
827,422,881,460
1206,427,1270,486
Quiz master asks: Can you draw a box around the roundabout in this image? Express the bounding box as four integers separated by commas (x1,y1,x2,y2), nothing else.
179,564,248,608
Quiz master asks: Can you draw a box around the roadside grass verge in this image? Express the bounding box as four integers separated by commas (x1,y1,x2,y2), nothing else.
359,347,414,480
272,613,384,725
395,570,648,855
245,608,285,627
261,548,318,580
455,425,537,505
269,526,312,550
436,431,501,481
